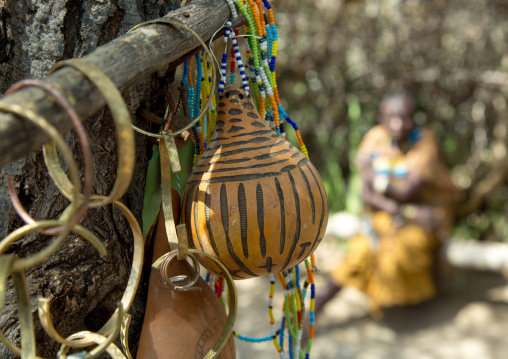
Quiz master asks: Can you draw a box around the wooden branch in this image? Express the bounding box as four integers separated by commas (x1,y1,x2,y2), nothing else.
0,0,240,168
456,157,508,217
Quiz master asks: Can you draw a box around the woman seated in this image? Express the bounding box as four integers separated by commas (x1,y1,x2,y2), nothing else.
317,91,457,317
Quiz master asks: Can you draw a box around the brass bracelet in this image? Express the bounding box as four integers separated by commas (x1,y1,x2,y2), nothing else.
36,197,143,353
0,60,140,359
0,102,81,238
127,18,217,139
4,79,93,233
57,303,125,359
49,59,135,208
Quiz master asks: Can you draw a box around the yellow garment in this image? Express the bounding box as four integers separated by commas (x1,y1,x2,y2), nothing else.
332,212,437,315
334,125,456,315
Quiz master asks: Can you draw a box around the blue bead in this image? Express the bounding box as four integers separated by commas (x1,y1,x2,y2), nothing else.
279,317,285,347
271,25,278,40
235,333,274,342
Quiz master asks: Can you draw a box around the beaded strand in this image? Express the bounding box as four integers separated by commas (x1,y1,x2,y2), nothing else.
271,262,317,358
219,21,233,95
266,16,274,62
191,125,200,166
293,267,304,359
229,274,283,346
230,42,236,84
205,56,217,143
225,0,238,20
231,29,250,94
237,0,281,134
245,41,259,107
279,315,286,359
181,59,190,88
179,66,200,162
261,0,278,72
304,259,316,358
200,51,209,149
190,54,206,155
229,274,281,344
233,331,278,343
194,53,203,123
268,274,284,354
277,104,309,158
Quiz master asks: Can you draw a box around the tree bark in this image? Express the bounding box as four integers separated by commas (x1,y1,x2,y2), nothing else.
0,0,180,357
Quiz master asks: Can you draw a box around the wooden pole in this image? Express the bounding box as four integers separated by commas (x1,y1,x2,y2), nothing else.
0,0,236,168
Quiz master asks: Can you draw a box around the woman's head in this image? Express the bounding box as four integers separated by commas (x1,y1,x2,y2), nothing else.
379,91,416,143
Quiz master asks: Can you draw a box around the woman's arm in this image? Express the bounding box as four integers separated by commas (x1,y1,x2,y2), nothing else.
360,161,400,214
384,172,425,202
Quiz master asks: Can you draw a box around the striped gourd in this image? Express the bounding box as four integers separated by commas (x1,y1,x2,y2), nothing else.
182,86,328,279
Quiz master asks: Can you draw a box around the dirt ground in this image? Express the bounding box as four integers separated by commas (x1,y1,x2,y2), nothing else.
232,237,508,359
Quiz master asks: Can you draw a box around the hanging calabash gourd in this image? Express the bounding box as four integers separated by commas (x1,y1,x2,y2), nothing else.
182,85,328,279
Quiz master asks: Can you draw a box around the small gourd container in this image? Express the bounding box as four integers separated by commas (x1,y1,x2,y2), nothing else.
182,86,328,279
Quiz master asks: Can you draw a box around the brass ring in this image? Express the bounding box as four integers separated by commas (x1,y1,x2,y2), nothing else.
48,59,135,208
127,18,216,138
5,79,93,232
38,196,143,349
0,102,81,238
0,220,106,273
0,255,21,356
57,303,125,359
159,251,201,291
91,196,144,343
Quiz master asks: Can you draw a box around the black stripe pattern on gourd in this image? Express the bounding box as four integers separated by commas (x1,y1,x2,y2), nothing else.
182,85,328,279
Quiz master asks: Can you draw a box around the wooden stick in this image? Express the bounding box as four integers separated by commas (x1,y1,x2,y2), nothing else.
0,0,240,168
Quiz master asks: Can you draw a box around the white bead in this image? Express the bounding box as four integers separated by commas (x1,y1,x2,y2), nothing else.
226,0,238,20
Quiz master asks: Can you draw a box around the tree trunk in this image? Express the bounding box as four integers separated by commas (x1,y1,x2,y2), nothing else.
0,0,180,357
